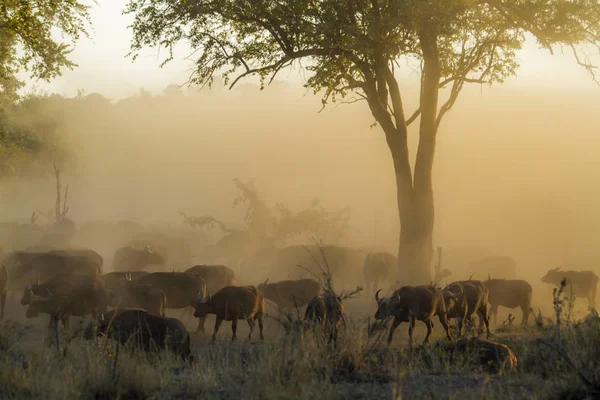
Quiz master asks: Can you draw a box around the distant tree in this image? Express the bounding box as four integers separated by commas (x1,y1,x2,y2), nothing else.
126,0,600,283
0,0,91,105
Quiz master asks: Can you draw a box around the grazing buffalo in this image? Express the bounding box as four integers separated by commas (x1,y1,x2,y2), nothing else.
541,267,599,308
372,285,452,346
467,256,517,280
113,244,165,272
442,280,491,338
8,252,101,291
137,272,207,332
304,291,344,346
108,273,166,316
101,271,149,292
484,278,533,325
257,278,322,311
362,252,397,297
0,264,7,319
194,285,265,342
85,308,193,364
184,265,236,293
24,274,109,329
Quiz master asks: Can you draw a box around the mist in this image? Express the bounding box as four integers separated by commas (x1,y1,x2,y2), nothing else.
2,78,599,290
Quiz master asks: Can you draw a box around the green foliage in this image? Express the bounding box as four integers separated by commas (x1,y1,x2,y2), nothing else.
0,0,92,103
125,0,600,128
0,92,69,179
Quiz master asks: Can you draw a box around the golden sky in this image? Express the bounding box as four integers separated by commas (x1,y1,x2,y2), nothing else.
21,2,599,99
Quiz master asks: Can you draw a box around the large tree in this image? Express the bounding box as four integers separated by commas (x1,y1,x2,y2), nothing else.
0,0,91,105
125,0,600,284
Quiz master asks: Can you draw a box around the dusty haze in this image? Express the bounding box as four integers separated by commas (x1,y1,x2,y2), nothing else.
1,80,600,307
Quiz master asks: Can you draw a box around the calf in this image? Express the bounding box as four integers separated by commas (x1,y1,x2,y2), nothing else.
304,291,344,346
194,285,265,342
541,267,599,308
372,285,452,346
85,308,193,364
257,278,322,311
483,278,532,325
442,280,491,338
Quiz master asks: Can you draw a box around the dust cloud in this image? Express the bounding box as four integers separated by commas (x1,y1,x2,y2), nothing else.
1,79,600,308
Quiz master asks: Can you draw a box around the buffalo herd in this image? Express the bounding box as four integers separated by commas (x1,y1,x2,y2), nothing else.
0,240,598,364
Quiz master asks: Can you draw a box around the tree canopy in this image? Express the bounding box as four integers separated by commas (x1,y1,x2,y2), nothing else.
126,0,600,282
0,0,92,105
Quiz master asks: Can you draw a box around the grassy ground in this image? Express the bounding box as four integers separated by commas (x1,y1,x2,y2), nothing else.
1,286,598,400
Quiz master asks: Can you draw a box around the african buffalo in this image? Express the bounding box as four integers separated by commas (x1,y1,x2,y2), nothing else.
541,267,599,308
184,265,236,293
372,285,453,346
194,285,265,342
108,273,166,316
304,291,344,346
137,272,207,332
442,280,491,338
24,274,109,329
113,244,165,272
483,278,533,325
85,308,193,364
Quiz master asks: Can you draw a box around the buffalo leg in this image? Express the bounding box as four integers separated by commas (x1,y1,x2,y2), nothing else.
247,319,255,340
437,313,453,341
257,314,264,341
408,316,416,348
212,317,224,342
231,318,238,342
423,319,434,344
477,308,491,338
387,317,401,345
520,305,529,325
196,315,206,334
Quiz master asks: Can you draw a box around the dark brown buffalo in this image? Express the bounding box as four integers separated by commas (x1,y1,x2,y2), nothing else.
372,285,453,346
0,264,7,319
442,280,491,338
184,264,236,293
483,278,533,325
84,308,193,364
8,252,101,291
541,267,599,308
257,278,322,311
194,285,265,342
304,291,344,346
137,272,207,332
101,271,149,291
24,274,109,329
108,274,166,316
113,244,165,272
362,252,397,297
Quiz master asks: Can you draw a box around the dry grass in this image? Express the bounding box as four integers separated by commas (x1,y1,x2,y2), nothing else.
1,275,598,399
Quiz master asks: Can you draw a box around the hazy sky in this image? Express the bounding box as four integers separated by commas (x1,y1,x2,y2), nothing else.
22,2,598,100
